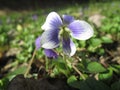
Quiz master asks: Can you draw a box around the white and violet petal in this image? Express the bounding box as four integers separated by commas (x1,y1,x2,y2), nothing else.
62,37,71,56
62,38,76,57
62,15,74,24
35,36,41,50
68,20,94,40
69,40,76,56
40,29,60,49
41,12,62,30
44,49,58,58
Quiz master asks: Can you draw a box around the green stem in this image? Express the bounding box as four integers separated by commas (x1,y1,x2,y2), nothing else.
63,55,70,72
45,56,49,71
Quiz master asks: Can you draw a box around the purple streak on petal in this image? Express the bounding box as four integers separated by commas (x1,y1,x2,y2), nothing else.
40,29,60,49
44,49,58,58
68,20,94,40
41,12,62,30
62,15,74,24
35,36,41,50
62,38,76,56
62,37,71,56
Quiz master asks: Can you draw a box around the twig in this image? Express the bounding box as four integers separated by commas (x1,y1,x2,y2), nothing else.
1,61,18,72
24,49,36,77
66,59,86,80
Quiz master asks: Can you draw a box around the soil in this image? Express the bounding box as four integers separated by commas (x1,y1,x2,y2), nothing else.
7,74,78,90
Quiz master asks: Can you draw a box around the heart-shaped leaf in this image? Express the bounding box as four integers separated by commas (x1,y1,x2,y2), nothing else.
87,62,107,73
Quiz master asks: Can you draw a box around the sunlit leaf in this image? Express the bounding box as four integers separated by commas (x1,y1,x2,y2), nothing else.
67,75,77,84
101,36,113,43
98,68,113,80
91,38,102,47
87,62,107,73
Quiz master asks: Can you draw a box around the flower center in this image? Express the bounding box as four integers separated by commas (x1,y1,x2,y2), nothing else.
59,26,70,40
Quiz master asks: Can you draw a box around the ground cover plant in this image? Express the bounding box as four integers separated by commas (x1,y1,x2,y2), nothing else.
0,0,120,90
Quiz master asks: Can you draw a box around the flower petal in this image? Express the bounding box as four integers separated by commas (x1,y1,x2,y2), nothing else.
62,38,71,56
70,40,76,56
68,20,94,40
41,12,62,30
44,49,58,58
40,29,60,49
62,38,76,56
62,15,74,24
35,36,41,50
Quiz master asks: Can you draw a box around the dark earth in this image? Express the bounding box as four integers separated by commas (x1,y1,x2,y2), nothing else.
7,74,78,90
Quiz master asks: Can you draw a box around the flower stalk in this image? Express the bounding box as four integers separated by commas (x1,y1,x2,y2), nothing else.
65,57,86,80
24,49,37,77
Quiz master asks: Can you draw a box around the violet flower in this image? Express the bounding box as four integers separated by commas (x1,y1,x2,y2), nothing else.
32,14,38,21
35,36,58,58
36,12,93,57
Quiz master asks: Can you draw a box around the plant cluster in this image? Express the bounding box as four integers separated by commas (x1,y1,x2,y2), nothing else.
0,1,120,90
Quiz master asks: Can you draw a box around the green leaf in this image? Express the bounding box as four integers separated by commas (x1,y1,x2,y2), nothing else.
97,48,105,55
79,40,86,47
91,38,102,47
110,28,117,33
101,36,113,43
110,65,120,74
67,77,110,90
67,75,77,84
56,62,70,77
67,75,80,89
0,78,9,90
98,68,113,80
87,46,97,52
87,62,107,73
6,66,27,80
51,67,59,77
